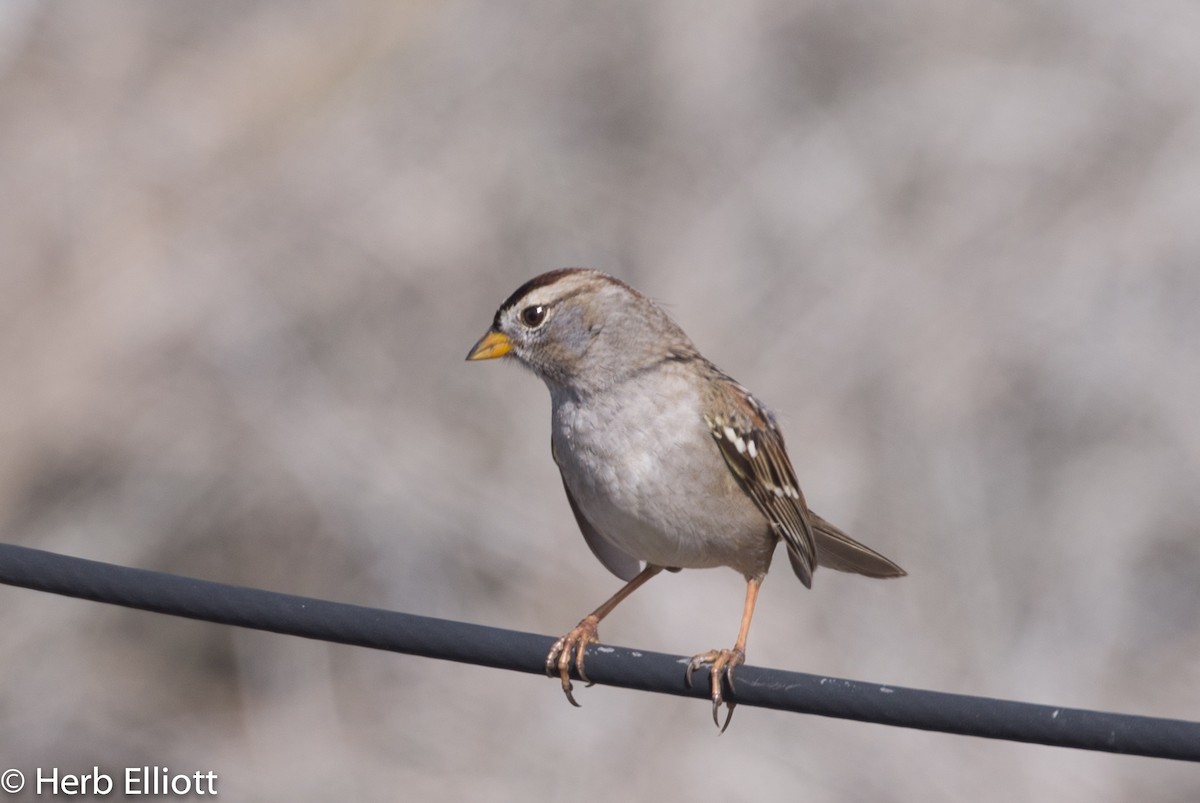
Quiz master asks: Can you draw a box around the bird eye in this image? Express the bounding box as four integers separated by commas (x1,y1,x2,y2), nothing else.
520,305,547,328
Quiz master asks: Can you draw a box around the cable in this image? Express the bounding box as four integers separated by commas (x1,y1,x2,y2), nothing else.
1,542,1197,761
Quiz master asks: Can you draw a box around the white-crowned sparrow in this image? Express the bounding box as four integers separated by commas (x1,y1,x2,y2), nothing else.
467,268,905,730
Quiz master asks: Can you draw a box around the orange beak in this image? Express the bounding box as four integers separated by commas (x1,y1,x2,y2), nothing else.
465,329,513,361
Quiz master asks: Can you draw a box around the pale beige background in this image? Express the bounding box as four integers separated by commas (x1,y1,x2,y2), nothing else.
1,2,1198,801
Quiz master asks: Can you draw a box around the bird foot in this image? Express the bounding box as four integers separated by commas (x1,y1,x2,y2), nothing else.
685,647,746,732
545,614,601,707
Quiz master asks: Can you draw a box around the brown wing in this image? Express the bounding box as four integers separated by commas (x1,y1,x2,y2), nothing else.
706,390,818,588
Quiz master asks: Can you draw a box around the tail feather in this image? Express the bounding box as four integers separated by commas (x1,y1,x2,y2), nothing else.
787,512,906,581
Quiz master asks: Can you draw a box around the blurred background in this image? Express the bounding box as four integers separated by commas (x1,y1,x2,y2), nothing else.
1,1,1198,800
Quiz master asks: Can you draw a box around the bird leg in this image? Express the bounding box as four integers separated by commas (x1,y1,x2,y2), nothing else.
546,565,663,706
685,576,762,732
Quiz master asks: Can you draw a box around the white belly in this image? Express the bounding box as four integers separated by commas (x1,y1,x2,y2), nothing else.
550,372,769,573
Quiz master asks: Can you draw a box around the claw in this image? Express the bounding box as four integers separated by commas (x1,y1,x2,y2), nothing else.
545,615,601,707
686,648,745,733
714,699,735,732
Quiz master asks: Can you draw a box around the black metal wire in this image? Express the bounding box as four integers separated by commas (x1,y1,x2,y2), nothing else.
1,541,1197,761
